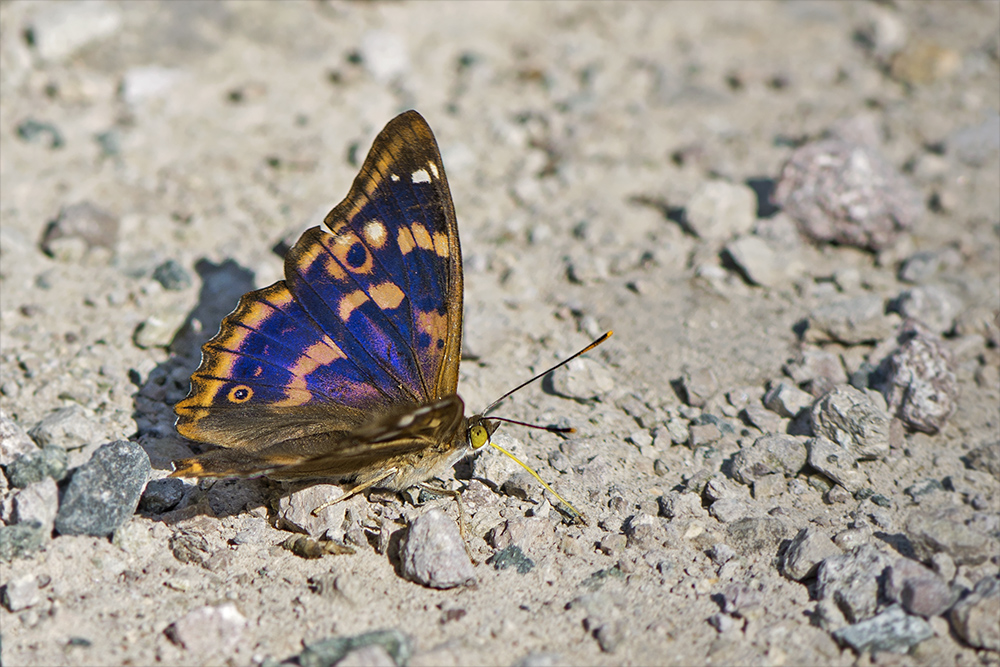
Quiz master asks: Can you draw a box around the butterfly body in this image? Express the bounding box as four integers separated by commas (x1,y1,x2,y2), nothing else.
172,111,497,492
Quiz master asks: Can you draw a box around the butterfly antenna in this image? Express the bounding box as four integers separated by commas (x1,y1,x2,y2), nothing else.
482,331,612,417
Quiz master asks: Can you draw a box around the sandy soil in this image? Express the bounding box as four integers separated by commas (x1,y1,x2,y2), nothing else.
1,1,998,666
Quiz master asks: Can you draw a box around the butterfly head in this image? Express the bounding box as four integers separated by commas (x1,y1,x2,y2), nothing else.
466,415,500,450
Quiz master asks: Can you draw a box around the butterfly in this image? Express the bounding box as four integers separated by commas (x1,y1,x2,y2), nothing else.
171,110,606,520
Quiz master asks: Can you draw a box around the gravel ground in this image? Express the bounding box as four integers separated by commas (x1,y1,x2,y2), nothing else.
1,2,998,666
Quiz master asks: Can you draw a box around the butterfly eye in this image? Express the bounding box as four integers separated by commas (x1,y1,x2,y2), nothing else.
227,385,253,403
469,424,490,449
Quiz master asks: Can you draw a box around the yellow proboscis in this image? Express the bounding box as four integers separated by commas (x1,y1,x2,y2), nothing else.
471,424,584,523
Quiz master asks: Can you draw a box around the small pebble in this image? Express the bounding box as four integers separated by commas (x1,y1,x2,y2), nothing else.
0,412,38,466
4,446,67,487
781,527,842,581
904,509,989,566
1,573,42,612
55,440,151,537
152,259,193,291
763,381,814,418
890,285,963,335
28,404,101,451
489,545,535,574
550,358,614,401
40,201,119,258
399,509,475,589
299,629,411,667
805,295,897,344
806,436,866,492
276,484,346,539
816,544,893,623
726,517,788,555
810,385,891,460
875,322,958,434
832,604,933,654
730,434,808,486
138,477,186,514
27,1,123,62
685,180,756,241
680,366,719,408
11,478,59,531
0,522,48,562
724,235,803,287
166,603,247,656
949,576,1000,651
773,138,922,251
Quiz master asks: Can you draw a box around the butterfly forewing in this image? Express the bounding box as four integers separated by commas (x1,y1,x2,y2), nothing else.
173,111,466,480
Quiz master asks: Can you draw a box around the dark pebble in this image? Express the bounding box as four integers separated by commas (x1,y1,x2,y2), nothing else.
299,629,411,667
54,440,150,537
4,446,68,487
16,118,64,149
138,477,186,514
152,259,193,291
489,545,535,574
0,521,48,562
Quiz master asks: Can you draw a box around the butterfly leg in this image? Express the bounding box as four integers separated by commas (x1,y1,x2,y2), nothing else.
416,482,477,565
310,467,398,516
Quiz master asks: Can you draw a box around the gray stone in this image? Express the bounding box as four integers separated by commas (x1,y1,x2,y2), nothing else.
773,139,922,251
165,603,247,656
805,295,897,345
710,498,747,523
550,358,614,402
488,544,535,574
763,382,814,418
39,201,119,258
0,411,38,466
953,305,1000,348
623,513,663,549
138,477,186,514
4,446,67,487
898,249,963,284
950,576,1000,651
685,180,756,241
28,404,101,452
680,366,718,408
55,440,150,537
0,521,47,562
741,403,784,433
752,473,785,499
783,348,848,394
816,543,893,623
11,478,59,531
904,509,990,566
724,235,803,287
717,582,764,619
299,630,412,667
781,527,842,581
133,305,189,350
334,644,396,667
709,543,736,565
885,557,935,602
399,509,475,589
875,323,958,435
900,574,958,618
1,573,42,612
832,604,933,654
152,259,193,291
726,517,788,555
891,285,963,335
120,66,183,105
277,484,347,539
965,442,1000,480
731,434,808,486
810,385,890,460
806,436,866,492
657,492,703,519
948,111,1000,167
27,1,122,62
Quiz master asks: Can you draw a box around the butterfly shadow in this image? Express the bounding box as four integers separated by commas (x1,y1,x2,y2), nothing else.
132,257,286,519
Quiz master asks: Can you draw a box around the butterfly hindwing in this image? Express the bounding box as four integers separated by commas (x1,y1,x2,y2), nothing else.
173,111,465,477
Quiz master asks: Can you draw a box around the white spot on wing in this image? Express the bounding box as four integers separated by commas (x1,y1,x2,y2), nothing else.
411,168,431,184
391,174,400,182
428,162,439,179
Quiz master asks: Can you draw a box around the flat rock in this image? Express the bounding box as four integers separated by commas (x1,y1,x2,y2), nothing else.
11,478,59,532
166,603,247,656
55,440,150,537
276,483,347,539
731,434,808,485
904,509,990,566
806,436,867,492
4,446,67,488
726,516,788,555
685,180,756,241
0,411,38,466
805,295,897,345
833,604,933,654
1,573,42,612
816,543,893,624
763,381,815,418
